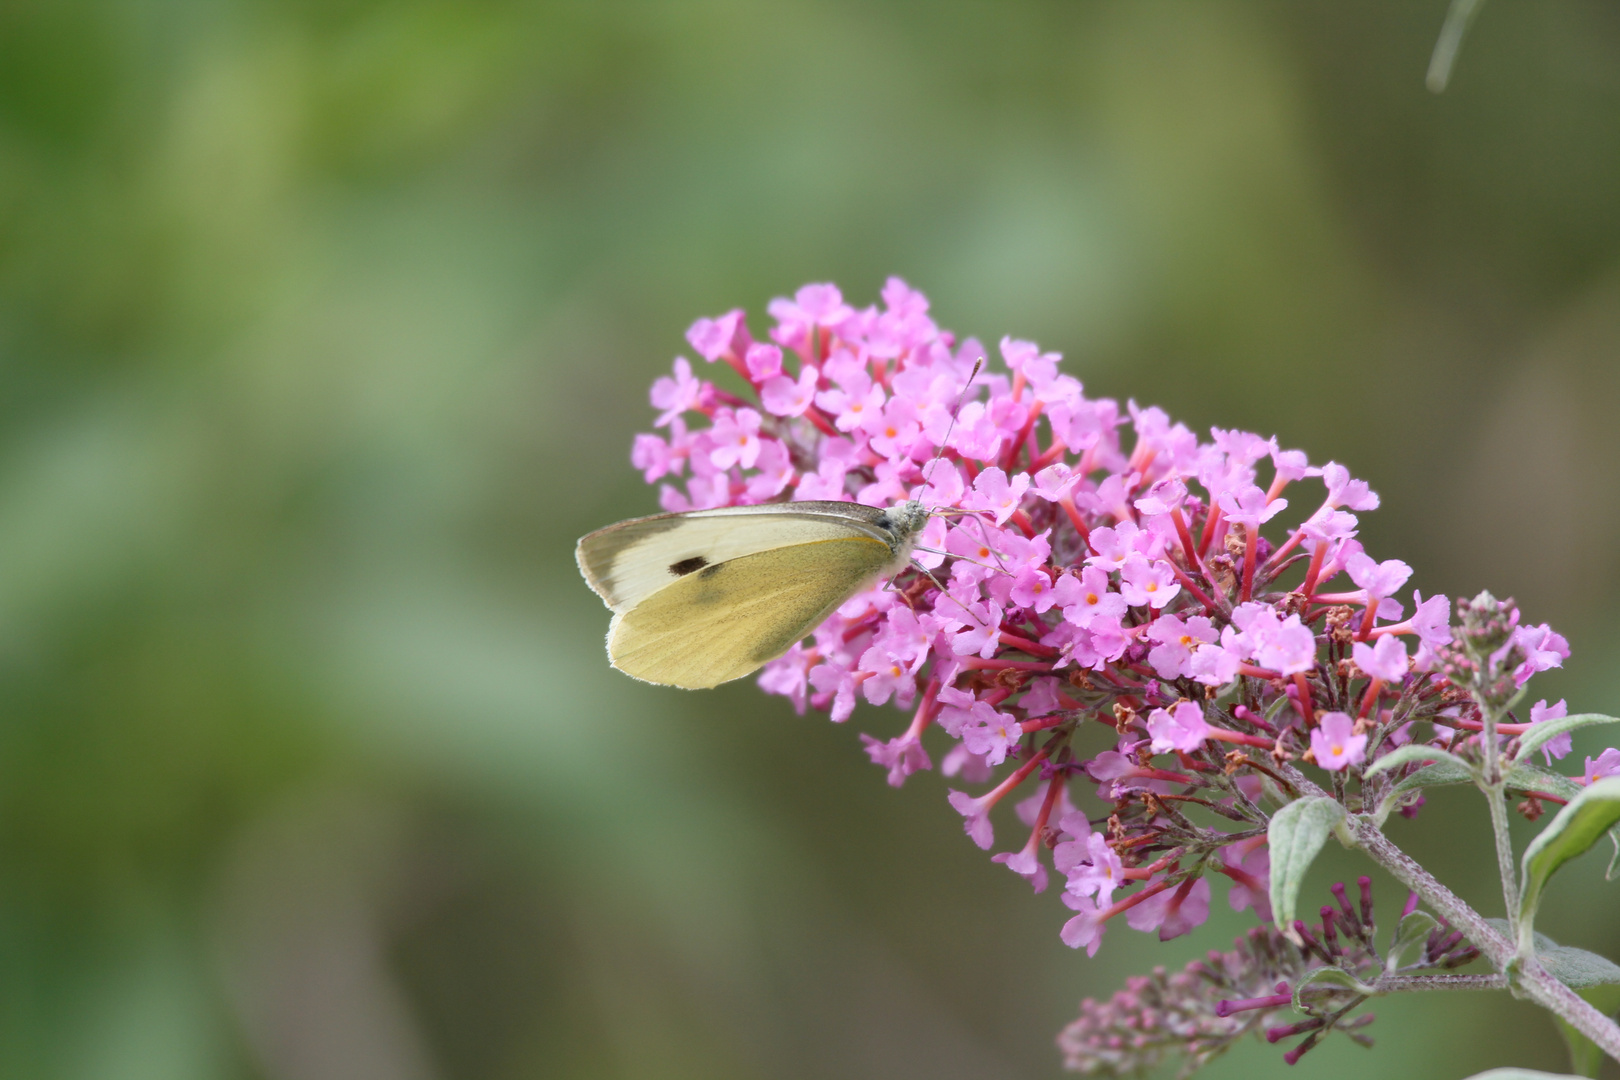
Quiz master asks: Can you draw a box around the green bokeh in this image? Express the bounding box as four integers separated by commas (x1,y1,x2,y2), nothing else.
0,2,1617,1077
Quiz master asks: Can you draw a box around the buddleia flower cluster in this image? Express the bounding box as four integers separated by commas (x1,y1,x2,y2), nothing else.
629,280,1620,1072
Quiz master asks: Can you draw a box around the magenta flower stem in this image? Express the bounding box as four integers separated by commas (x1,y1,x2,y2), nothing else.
1030,439,1067,471
1029,771,1064,834
1003,401,1043,472
1293,673,1316,725
1301,542,1328,597
976,746,1051,813
1267,1017,1324,1044
1197,505,1224,559
1163,558,1219,614
1261,519,1306,571
1056,495,1092,547
1205,726,1276,750
1129,766,1195,784
1450,716,1533,735
998,630,1057,657
963,657,1055,673
1241,524,1259,602
1095,876,1176,926
1357,678,1384,718
1357,599,1379,640
1216,983,1293,1018
904,679,941,742
1120,849,1183,881
1165,507,1200,573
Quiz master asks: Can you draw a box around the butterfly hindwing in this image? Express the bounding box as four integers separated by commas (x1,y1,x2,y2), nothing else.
606,535,899,688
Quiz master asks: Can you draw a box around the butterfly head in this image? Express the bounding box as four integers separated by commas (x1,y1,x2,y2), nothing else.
881,499,932,543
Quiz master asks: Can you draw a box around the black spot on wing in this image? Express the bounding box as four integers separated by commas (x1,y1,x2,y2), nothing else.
669,555,708,576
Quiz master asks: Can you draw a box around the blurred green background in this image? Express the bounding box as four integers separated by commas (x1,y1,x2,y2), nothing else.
2,1,1619,1078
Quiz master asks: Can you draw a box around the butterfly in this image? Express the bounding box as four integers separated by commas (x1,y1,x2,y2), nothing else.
575,499,932,688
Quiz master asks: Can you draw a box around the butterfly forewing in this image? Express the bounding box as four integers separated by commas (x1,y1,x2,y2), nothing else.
575,502,893,613
607,535,899,688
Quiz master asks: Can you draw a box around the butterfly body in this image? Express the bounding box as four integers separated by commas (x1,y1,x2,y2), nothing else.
576,499,930,688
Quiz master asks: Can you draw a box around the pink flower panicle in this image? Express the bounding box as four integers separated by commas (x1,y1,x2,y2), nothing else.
630,282,1599,966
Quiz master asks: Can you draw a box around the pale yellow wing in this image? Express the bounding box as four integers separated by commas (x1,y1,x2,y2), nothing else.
607,535,896,689
576,503,890,613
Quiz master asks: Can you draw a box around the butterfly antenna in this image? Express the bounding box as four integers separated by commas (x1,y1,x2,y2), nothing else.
920,357,983,492
906,558,950,598
912,545,1014,578
964,513,1012,575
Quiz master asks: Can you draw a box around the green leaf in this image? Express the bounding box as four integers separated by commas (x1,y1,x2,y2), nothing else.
1385,910,1440,972
1364,743,1476,778
1557,985,1620,1078
1291,966,1374,1012
1375,759,1476,821
1536,944,1620,990
1519,778,1620,938
1485,919,1620,1076
1514,713,1620,765
1505,762,1584,800
1502,767,1620,883
1267,796,1346,932
1457,1071,1587,1079
1483,919,1620,989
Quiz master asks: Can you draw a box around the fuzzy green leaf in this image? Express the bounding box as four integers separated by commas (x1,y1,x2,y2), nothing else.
1505,762,1584,800
1364,743,1475,778
1503,767,1620,882
1385,910,1440,972
1519,778,1620,936
1513,713,1620,765
1375,759,1476,821
1291,966,1374,1012
1267,796,1345,933
1557,985,1620,1078
1537,944,1620,990
1483,919,1620,989
1485,920,1620,1078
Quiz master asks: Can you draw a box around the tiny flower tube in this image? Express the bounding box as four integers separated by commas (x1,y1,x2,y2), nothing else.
1330,881,1363,938
1293,672,1316,725
1282,1041,1319,1066
1319,906,1342,958
1201,724,1276,750
1441,947,1481,969
1266,1017,1325,1045
1293,920,1333,965
1215,982,1292,1018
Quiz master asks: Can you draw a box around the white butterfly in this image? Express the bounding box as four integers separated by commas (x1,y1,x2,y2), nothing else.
576,499,931,688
